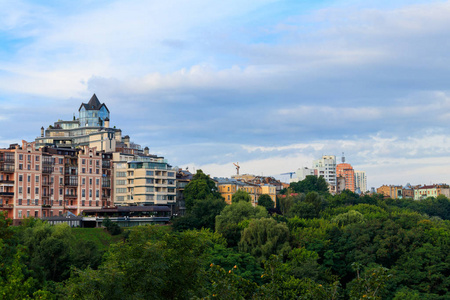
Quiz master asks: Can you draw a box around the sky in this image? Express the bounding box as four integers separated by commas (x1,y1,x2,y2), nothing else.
1,0,450,188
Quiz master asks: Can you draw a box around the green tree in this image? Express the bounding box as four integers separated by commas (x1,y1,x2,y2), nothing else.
173,196,226,231
258,194,275,210
216,201,267,248
183,170,222,211
332,210,366,226
290,175,329,195
232,190,251,203
238,218,291,262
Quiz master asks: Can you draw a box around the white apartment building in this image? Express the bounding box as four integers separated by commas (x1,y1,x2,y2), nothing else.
290,167,317,183
313,155,336,189
354,170,367,193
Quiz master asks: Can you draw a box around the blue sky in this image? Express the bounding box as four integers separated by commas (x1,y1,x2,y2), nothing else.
1,0,450,188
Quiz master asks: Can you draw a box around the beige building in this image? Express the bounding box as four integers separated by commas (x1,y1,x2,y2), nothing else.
377,185,403,199
216,178,276,206
112,152,176,209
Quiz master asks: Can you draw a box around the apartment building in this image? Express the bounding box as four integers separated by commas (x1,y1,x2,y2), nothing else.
216,178,277,206
354,170,367,193
112,152,177,210
0,140,111,223
377,185,403,199
336,163,355,192
414,184,450,200
313,155,336,192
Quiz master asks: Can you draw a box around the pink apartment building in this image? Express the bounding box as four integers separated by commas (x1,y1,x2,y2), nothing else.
0,140,112,224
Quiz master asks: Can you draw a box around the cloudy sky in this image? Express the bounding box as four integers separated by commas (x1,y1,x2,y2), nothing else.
1,0,450,188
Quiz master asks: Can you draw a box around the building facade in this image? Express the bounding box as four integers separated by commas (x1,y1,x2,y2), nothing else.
354,170,367,193
313,155,336,192
336,163,355,192
216,178,277,206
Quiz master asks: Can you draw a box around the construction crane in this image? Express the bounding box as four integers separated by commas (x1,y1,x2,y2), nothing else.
233,162,240,175
280,172,296,179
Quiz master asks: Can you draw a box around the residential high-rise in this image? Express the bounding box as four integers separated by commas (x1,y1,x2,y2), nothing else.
336,163,355,192
313,155,336,191
354,170,367,193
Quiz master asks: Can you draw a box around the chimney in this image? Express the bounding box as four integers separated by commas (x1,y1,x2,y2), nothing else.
104,117,110,128
41,126,44,137
144,146,149,155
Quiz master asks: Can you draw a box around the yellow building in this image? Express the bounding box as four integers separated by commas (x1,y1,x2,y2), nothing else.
377,185,403,199
216,178,276,206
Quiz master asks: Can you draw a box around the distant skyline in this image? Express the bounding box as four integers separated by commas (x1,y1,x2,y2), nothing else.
1,0,450,188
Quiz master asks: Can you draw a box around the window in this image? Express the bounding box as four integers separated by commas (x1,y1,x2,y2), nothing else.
19,164,23,170
82,189,85,197
89,189,92,197
90,160,92,166
27,175,30,182
18,199,22,205
18,210,22,218
89,169,92,174
96,169,99,174
96,190,99,197
35,187,39,194
90,178,92,185
35,165,39,171
27,199,30,205
116,188,127,193
36,156,39,162
50,188,53,195
35,176,39,183
168,172,175,177
96,160,99,166
82,159,85,164
59,188,63,195
35,199,38,205
117,172,126,177
19,154,23,160
96,179,99,185
59,158,63,164
27,187,30,194
146,171,154,176
89,200,92,206
19,175,22,182
27,155,31,162
82,200,85,206
27,165,30,170
146,178,154,184
82,168,86,174
60,167,63,173
116,180,126,185
19,187,22,194
59,178,63,185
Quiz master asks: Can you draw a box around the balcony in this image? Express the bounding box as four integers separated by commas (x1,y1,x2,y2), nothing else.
42,205,52,209
64,205,77,210
0,157,15,163
102,161,111,168
64,180,78,187
42,166,53,174
0,192,14,197
0,180,14,186
65,193,77,198
0,165,14,173
0,204,13,209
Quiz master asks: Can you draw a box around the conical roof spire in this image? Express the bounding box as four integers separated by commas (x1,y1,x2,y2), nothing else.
87,94,101,109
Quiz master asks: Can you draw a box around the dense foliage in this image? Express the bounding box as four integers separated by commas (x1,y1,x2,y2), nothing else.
1,174,450,299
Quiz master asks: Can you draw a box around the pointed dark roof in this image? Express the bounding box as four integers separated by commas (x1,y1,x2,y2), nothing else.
78,94,110,112
87,94,101,109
